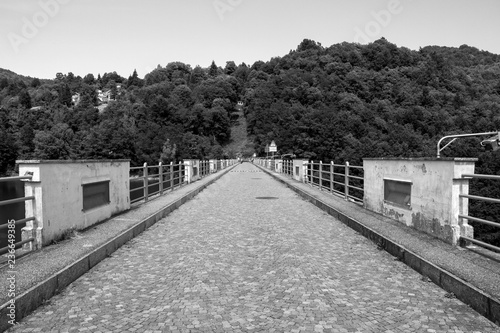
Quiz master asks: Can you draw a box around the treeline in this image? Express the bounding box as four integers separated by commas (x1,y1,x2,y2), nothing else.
241,38,500,245
1,38,500,244
0,61,249,174
243,38,500,161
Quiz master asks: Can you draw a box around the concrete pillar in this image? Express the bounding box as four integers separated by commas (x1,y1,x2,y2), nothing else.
275,160,282,173
292,159,309,182
22,181,42,251
183,160,192,183
363,157,477,245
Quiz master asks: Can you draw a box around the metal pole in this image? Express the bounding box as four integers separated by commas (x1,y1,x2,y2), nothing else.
170,162,174,191
159,162,163,195
330,161,334,193
143,162,149,202
437,131,498,158
319,161,323,191
345,161,350,201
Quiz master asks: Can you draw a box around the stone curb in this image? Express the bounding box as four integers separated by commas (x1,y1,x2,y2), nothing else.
257,165,500,327
0,165,237,332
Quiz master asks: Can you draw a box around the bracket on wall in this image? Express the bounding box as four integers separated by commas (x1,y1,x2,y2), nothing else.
436,131,499,158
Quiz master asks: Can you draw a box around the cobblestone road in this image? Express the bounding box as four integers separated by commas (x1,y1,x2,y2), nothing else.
8,163,499,332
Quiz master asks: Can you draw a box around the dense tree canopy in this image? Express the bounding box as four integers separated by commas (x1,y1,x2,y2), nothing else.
0,61,241,171
1,38,500,244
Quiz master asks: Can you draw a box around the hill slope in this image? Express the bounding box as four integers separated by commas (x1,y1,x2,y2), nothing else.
224,109,253,158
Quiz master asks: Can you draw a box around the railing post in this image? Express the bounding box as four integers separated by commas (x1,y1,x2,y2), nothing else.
304,161,311,185
143,162,149,202
159,162,163,195
345,161,350,201
302,161,307,183
170,162,174,191
319,161,323,191
180,162,184,185
330,161,334,193
181,161,186,185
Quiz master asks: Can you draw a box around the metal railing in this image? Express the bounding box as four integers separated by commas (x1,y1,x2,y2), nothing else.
459,173,500,253
199,160,211,177
306,161,364,203
130,162,186,204
256,158,364,204
282,160,293,177
0,175,36,255
129,160,235,205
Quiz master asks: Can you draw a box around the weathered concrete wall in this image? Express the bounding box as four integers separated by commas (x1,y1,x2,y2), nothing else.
363,158,476,244
210,160,217,173
183,160,200,183
292,159,308,182
275,160,282,173
18,160,130,247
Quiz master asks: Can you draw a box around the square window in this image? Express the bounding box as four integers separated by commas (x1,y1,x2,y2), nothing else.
82,181,110,211
384,179,411,208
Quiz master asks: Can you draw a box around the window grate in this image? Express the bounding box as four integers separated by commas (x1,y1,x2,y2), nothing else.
82,181,110,211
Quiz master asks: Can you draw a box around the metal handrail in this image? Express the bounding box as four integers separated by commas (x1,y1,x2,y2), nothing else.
348,185,364,192
304,160,363,203
129,160,236,204
460,236,500,253
0,217,35,231
0,238,35,256
459,194,500,204
0,176,36,253
462,174,500,180
0,196,35,207
0,175,33,182
459,214,500,229
459,172,500,253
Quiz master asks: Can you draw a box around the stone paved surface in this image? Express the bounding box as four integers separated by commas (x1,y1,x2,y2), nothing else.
7,163,499,333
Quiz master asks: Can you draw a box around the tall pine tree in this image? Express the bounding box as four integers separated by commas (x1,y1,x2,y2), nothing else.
208,61,218,77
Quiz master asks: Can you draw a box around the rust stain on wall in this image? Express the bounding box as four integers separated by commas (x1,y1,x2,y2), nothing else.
415,163,427,174
383,207,405,222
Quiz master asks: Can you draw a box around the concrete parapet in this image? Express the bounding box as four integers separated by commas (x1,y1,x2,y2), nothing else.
17,159,130,247
363,157,476,245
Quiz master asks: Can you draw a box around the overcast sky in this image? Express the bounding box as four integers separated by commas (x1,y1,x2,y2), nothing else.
1,0,499,79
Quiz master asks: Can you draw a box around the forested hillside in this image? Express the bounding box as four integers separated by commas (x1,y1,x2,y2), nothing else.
244,38,500,162
241,38,500,245
1,38,500,244
0,62,244,175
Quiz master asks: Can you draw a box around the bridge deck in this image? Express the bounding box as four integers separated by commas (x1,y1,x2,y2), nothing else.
6,163,500,332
